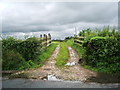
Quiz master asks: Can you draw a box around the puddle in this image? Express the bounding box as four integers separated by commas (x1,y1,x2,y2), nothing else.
65,62,78,66
43,74,62,81
85,72,120,84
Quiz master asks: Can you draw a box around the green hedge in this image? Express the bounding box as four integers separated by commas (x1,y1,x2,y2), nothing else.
16,37,42,61
82,36,120,73
2,37,57,70
2,50,30,70
2,37,42,61
2,37,42,70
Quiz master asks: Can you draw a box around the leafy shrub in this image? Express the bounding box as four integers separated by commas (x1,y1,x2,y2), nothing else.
2,37,42,61
79,28,93,37
2,36,56,70
2,37,22,51
82,36,120,73
2,37,43,70
16,37,42,61
2,50,30,70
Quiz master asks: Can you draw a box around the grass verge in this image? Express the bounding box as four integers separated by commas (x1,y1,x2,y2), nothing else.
14,43,58,70
66,39,113,74
34,43,58,68
71,44,84,58
66,39,84,58
56,42,69,67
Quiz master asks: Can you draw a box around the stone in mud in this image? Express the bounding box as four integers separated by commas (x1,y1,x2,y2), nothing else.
47,74,62,81
43,78,47,80
64,70,70,73
65,62,77,66
44,68,51,70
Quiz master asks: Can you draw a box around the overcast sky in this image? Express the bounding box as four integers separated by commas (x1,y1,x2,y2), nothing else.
1,2,118,39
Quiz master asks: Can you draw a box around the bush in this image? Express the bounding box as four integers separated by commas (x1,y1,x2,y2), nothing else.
82,36,120,73
16,37,42,61
2,50,30,70
2,37,42,61
2,37,43,70
2,37,22,51
2,36,57,70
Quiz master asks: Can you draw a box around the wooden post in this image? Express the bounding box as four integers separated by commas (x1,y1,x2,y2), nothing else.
40,34,42,47
48,33,51,43
43,34,47,47
45,34,47,47
40,34,42,38
43,34,46,47
40,33,52,48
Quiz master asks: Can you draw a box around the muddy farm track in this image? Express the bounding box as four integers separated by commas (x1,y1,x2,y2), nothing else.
2,45,120,88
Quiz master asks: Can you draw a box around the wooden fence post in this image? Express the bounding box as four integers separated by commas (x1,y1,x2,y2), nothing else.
45,34,47,47
40,33,52,48
43,34,47,47
40,34,42,47
48,33,51,43
40,34,42,38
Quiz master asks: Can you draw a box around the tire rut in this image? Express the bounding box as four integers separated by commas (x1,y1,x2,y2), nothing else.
10,45,61,80
59,46,97,81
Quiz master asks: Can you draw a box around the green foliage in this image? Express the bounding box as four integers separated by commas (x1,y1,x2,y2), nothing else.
97,26,112,37
65,36,73,41
56,42,69,67
72,44,84,58
66,38,74,46
36,43,57,65
65,39,84,58
2,36,57,70
2,37,42,61
2,37,22,51
76,26,120,73
82,36,120,73
2,50,30,70
16,37,42,61
79,28,92,37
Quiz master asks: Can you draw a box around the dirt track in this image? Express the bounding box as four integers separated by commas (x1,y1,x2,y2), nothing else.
8,45,98,82
2,45,120,88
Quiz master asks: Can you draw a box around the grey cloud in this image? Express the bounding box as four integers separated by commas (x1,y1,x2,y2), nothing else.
2,2,118,39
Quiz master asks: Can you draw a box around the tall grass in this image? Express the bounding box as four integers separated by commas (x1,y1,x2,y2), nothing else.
56,42,69,67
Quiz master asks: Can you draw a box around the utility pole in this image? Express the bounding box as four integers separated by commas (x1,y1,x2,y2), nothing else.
74,27,77,37
74,27,77,43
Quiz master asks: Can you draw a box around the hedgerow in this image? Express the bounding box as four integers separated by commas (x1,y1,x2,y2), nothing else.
81,28,120,73
2,36,56,70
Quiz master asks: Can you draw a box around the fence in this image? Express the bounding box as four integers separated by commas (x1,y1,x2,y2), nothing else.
74,35,85,45
39,33,52,48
